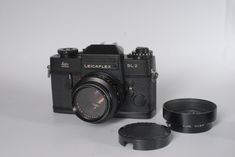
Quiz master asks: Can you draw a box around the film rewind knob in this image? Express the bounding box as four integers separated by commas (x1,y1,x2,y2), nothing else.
57,48,78,58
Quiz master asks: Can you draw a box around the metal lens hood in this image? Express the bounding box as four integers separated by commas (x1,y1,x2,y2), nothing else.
163,99,217,133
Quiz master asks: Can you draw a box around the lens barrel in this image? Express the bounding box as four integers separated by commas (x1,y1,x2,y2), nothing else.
163,98,217,133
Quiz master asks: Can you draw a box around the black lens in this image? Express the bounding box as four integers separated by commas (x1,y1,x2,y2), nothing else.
73,86,109,122
72,73,120,123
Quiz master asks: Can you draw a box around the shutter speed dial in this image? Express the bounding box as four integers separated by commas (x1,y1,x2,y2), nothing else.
131,47,153,59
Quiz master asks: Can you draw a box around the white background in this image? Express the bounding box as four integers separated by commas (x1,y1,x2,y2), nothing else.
0,0,235,156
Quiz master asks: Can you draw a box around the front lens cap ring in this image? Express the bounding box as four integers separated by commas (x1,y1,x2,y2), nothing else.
163,98,217,133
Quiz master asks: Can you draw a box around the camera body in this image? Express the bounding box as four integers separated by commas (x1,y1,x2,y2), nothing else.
48,44,157,123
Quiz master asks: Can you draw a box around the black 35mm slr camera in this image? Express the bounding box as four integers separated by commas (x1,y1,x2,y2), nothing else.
48,44,157,123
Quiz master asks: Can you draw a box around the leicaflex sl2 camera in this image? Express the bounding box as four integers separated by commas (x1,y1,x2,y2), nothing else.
48,44,158,123
47,44,218,151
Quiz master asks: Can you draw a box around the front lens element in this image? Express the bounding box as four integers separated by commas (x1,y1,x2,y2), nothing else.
74,86,108,121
